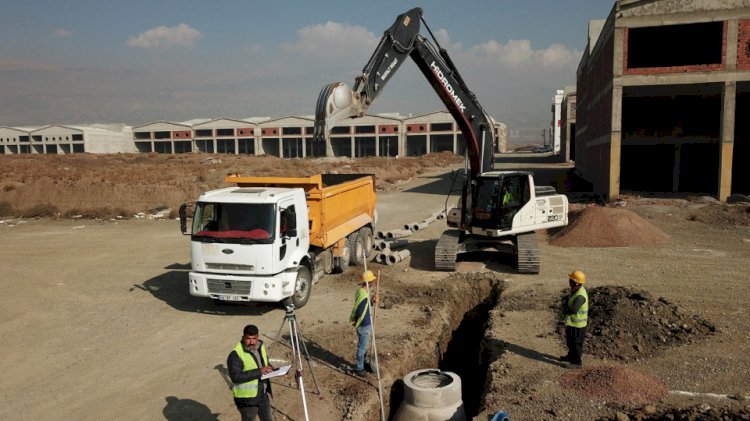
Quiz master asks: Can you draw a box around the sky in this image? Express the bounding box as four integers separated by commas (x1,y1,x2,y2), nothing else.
0,0,615,137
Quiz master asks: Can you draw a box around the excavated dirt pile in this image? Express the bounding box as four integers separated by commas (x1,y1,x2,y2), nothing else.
569,286,716,361
560,364,668,405
614,404,750,420
549,206,671,247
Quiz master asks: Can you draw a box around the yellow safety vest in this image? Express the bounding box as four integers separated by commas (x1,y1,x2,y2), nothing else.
350,287,370,328
232,342,268,399
564,287,589,328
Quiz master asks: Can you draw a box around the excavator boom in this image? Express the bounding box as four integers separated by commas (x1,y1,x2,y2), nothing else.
313,7,494,178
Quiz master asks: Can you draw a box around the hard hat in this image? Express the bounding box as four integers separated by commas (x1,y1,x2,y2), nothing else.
362,270,377,283
569,270,586,285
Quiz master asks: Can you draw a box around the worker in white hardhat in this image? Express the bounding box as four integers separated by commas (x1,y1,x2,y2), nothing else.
349,270,379,376
559,270,589,368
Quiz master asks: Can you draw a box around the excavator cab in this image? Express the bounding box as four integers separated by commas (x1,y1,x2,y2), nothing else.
472,173,530,230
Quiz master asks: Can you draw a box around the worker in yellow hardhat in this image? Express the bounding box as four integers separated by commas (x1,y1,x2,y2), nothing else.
559,270,589,368
349,270,379,376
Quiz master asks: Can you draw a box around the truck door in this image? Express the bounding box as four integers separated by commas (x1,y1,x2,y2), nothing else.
277,199,298,272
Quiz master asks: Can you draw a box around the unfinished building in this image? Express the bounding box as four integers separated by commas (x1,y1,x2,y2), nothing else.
575,0,750,201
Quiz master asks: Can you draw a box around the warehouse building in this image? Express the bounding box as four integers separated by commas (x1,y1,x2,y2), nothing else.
2,111,506,159
0,124,134,154
575,0,750,201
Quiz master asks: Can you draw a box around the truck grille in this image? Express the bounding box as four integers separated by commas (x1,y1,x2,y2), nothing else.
206,263,254,271
207,278,252,295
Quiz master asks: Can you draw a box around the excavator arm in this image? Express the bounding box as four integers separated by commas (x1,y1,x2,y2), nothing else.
314,7,495,179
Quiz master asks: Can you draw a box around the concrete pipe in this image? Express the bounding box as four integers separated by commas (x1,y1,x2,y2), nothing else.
386,229,412,239
386,249,411,266
375,252,390,264
411,222,429,231
435,210,446,220
384,239,408,251
422,215,437,224
392,369,465,421
376,230,388,240
374,239,388,251
404,222,418,231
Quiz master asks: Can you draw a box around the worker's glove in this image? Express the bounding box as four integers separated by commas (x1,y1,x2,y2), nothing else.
372,294,380,304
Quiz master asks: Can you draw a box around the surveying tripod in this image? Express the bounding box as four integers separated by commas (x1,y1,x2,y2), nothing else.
271,304,320,421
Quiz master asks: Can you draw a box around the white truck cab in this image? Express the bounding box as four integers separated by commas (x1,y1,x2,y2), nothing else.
185,187,311,306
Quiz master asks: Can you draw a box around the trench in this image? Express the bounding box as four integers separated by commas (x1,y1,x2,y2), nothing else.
439,289,499,418
384,281,501,420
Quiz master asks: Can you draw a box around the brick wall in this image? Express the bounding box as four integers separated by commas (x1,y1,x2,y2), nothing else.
624,21,727,75
738,20,750,70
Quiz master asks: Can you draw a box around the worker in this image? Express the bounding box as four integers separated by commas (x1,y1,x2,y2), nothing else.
227,325,275,421
502,185,512,206
559,270,589,368
349,270,379,376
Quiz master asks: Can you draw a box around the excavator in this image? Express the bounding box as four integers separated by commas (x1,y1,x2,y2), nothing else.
314,7,568,273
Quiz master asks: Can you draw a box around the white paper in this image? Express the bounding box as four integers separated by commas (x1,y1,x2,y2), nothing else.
261,364,292,380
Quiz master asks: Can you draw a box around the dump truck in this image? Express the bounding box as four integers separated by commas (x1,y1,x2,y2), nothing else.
179,173,377,308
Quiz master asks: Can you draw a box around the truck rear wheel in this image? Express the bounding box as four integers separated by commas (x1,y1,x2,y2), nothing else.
283,267,312,308
361,227,374,259
333,244,350,273
350,231,366,266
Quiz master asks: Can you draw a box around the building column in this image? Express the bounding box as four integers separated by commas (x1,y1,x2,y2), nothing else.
607,86,623,201
718,81,736,202
375,135,380,157
426,134,431,154
672,144,682,191
325,137,334,157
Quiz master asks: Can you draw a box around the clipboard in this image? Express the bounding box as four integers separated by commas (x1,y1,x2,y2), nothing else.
261,364,292,380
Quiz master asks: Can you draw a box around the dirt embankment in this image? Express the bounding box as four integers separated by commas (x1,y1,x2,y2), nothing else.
0,152,462,219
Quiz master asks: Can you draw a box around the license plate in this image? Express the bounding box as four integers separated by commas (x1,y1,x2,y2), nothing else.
218,294,241,301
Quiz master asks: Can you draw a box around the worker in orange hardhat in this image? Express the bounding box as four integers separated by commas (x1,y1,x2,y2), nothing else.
559,270,589,368
349,270,379,376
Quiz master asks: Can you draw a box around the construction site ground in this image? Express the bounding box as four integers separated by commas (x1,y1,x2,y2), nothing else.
1,154,749,420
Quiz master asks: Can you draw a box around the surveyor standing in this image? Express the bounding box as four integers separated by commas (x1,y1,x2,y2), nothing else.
350,270,379,376
560,270,589,368
227,325,275,421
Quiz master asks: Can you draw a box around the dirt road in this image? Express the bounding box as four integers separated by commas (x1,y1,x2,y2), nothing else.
1,164,749,420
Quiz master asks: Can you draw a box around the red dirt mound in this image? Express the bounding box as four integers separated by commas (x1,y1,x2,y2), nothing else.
549,206,671,247
560,364,668,405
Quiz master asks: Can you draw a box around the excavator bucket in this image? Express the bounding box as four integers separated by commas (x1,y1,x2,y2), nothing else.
313,82,363,142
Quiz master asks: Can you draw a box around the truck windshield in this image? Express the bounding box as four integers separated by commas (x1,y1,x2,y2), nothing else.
192,202,275,244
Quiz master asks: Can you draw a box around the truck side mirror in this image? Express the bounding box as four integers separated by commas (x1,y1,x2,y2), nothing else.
179,203,192,235
285,210,297,237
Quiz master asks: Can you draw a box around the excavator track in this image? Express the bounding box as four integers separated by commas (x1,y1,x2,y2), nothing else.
435,229,461,271
516,232,540,274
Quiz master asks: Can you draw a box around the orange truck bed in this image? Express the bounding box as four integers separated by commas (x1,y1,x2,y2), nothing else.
225,174,376,249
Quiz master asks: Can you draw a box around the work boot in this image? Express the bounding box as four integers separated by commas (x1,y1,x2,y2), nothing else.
364,362,374,373
353,369,367,377
559,355,571,362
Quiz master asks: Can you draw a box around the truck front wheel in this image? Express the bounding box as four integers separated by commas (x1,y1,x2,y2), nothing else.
283,267,312,308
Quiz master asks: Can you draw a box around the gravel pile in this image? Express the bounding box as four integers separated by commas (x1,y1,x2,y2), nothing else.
577,286,716,361
560,364,667,405
549,206,670,247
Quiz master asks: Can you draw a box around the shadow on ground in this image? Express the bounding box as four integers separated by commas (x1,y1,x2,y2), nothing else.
163,396,220,421
403,240,519,274
403,169,464,196
485,339,566,368
133,265,277,315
